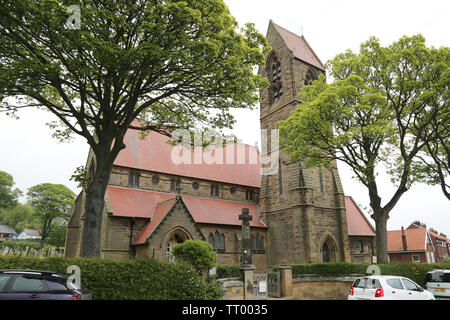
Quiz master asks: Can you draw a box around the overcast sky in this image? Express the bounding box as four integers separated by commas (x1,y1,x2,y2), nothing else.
0,0,449,235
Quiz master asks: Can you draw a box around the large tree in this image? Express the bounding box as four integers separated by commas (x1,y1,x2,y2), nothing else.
0,0,268,257
0,170,22,210
278,35,449,263
27,183,75,249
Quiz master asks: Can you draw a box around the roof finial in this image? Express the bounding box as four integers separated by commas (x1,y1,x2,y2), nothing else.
300,25,304,37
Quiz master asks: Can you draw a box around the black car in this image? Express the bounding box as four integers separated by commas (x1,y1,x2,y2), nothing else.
0,269,91,300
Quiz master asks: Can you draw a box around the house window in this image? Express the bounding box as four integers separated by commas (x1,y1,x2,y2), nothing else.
128,170,140,187
359,240,364,253
210,184,219,197
152,175,160,185
246,189,253,201
411,255,420,263
192,181,199,190
230,186,236,194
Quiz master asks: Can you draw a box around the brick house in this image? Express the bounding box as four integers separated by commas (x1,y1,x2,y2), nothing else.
407,221,450,262
65,21,372,269
387,227,436,263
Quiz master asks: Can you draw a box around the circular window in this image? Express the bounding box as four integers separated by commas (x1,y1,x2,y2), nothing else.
192,181,199,190
230,186,236,194
152,175,160,185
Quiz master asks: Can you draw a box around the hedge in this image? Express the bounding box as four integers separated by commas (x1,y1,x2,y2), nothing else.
0,256,223,300
290,261,450,287
216,264,242,279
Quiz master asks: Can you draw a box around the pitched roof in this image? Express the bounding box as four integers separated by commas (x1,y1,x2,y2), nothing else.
270,20,325,71
106,186,175,218
387,228,427,252
182,195,265,228
19,229,40,237
344,196,375,236
113,128,261,188
132,198,178,245
0,225,16,234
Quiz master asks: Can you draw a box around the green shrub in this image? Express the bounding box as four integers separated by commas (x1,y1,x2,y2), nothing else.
216,264,242,279
172,240,216,276
0,256,223,300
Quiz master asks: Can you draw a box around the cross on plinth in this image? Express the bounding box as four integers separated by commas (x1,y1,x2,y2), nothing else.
239,208,253,266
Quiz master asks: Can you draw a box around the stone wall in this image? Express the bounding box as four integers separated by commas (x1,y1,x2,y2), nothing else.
292,275,359,300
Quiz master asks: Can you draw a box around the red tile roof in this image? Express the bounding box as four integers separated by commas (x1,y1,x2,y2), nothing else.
182,195,265,228
344,196,375,236
114,128,261,188
133,198,177,245
106,186,174,218
387,228,427,252
271,21,325,71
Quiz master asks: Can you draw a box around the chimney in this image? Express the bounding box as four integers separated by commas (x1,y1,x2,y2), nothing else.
401,227,408,251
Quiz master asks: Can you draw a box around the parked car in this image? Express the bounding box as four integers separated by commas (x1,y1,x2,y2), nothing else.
0,269,91,300
348,275,435,300
426,269,450,299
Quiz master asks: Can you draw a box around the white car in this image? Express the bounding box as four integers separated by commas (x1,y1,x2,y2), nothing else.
426,269,450,299
348,275,435,300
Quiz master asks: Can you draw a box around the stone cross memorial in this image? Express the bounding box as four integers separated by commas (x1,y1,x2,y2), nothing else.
239,208,252,266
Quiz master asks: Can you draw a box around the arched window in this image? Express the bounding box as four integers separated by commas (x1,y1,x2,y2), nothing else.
266,50,283,104
210,231,225,252
128,170,140,187
170,178,181,193
322,237,336,263
318,167,324,194
211,184,219,197
304,69,317,86
208,233,214,247
88,159,95,184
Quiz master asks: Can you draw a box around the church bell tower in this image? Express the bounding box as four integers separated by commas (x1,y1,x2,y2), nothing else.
259,20,351,266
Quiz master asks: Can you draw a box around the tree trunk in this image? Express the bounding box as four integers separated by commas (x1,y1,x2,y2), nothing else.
80,150,114,258
372,211,389,264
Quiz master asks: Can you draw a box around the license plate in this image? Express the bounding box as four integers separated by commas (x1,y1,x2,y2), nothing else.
434,288,446,292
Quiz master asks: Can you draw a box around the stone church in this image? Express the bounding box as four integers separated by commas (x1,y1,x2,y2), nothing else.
65,21,375,271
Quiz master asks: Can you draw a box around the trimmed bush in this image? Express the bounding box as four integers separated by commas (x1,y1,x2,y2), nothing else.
0,256,223,300
216,264,242,279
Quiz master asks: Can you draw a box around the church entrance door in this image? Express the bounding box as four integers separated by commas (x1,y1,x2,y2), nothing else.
165,229,191,262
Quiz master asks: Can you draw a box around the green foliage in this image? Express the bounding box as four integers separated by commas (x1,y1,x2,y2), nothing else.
0,203,35,233
216,264,243,279
0,256,223,300
27,183,75,248
0,171,22,210
290,262,450,287
172,240,216,276
46,224,68,248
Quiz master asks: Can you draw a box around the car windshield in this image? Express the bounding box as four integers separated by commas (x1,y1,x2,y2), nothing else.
427,271,450,283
